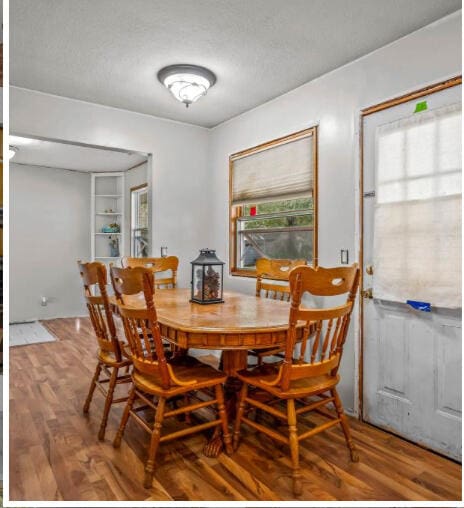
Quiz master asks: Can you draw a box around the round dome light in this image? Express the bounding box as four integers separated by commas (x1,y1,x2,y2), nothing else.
157,64,216,107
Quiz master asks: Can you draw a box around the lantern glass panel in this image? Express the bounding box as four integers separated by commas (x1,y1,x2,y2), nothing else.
203,265,222,302
193,265,205,301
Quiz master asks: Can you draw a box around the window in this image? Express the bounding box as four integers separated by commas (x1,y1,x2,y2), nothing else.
229,127,317,276
130,184,149,257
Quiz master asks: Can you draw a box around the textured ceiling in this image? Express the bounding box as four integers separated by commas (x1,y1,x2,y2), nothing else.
10,136,146,172
11,0,461,128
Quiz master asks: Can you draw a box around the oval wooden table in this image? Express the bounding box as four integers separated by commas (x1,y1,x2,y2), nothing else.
114,288,306,456
154,288,302,362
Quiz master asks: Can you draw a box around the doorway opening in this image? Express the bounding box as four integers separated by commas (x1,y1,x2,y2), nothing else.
9,133,151,323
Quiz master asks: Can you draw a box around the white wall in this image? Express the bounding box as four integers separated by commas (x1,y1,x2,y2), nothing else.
10,164,90,321
9,88,210,288
208,12,462,413
124,162,148,255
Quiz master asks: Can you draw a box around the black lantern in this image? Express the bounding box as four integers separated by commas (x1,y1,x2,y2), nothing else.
190,249,225,304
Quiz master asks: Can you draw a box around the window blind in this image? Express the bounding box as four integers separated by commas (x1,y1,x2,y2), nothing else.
373,103,461,308
231,133,313,206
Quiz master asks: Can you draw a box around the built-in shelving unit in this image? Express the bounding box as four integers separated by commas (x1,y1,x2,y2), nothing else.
91,173,125,267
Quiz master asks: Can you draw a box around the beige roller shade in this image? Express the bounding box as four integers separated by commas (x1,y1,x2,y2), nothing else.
231,133,314,206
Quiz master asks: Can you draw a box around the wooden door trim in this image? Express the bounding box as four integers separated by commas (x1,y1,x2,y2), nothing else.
361,76,461,117
357,75,462,418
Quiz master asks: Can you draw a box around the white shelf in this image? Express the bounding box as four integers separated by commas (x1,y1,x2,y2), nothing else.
91,172,125,265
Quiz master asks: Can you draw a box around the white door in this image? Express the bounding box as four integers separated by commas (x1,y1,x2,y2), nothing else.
362,84,462,461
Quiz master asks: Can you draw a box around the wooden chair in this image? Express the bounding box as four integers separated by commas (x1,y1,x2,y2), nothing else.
77,261,132,441
250,258,306,366
110,265,232,488
234,264,360,496
121,256,178,289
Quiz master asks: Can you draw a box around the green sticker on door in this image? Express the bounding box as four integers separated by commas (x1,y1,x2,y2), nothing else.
414,100,428,113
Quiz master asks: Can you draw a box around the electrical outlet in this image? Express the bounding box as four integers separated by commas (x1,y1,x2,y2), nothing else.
41,296,48,306
340,249,349,264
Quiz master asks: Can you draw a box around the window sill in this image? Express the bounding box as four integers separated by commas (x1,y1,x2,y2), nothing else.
230,268,257,278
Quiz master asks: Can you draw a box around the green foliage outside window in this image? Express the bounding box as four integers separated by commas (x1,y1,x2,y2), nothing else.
242,198,313,229
239,197,313,266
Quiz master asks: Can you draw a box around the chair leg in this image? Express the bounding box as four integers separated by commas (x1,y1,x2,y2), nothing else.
215,384,233,455
183,394,192,424
98,366,118,441
332,388,358,462
144,397,166,489
287,398,302,496
113,384,136,448
218,352,224,372
233,382,248,450
83,362,102,414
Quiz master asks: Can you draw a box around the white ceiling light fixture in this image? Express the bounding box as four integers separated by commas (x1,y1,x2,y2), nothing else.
9,146,19,160
157,64,216,108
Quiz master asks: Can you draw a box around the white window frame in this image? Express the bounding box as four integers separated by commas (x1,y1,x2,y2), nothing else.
130,184,149,257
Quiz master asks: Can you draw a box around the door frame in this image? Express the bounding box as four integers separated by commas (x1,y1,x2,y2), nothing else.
357,75,462,418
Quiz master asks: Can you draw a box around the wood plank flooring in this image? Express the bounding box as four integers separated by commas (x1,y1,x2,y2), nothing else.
9,317,461,502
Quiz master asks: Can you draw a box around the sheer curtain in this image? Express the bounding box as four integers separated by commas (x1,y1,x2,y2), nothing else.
373,103,461,308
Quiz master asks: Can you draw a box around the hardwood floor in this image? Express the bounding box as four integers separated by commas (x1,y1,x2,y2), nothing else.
9,317,461,502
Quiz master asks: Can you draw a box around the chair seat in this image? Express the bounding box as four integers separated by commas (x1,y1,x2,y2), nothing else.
133,360,227,397
237,364,339,399
98,349,132,368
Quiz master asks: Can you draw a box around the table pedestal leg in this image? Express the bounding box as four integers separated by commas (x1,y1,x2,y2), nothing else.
203,350,248,458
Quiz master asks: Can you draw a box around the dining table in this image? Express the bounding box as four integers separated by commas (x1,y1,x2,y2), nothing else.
111,287,307,456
